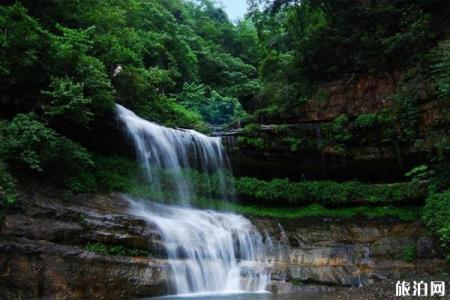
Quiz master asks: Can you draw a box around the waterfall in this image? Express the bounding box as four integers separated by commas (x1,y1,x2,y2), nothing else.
116,104,269,295
116,104,232,205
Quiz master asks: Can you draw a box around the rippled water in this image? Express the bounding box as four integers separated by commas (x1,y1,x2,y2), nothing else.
143,292,340,300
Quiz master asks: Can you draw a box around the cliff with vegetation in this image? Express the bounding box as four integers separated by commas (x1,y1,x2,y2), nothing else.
1,184,447,299
0,0,450,298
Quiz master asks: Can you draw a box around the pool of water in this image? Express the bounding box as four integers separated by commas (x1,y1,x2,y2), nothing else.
142,292,340,300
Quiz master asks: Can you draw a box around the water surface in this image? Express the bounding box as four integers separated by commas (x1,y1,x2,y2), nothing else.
144,292,340,300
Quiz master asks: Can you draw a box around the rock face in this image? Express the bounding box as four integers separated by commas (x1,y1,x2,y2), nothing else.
250,218,446,294
0,186,169,300
221,73,449,181
0,186,446,299
265,73,403,124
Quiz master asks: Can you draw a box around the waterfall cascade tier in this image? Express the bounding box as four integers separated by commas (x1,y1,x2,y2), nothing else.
116,104,270,295
127,199,269,295
116,104,232,205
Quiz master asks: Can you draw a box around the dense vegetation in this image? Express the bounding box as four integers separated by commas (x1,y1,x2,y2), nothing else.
0,0,449,261
0,0,259,193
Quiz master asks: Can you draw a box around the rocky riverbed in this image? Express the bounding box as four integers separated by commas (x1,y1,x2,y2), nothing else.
0,184,447,299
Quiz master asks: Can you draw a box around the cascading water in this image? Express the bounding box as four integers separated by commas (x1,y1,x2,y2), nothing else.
116,104,270,295
116,104,232,206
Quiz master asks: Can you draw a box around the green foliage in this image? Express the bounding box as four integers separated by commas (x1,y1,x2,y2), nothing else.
135,96,208,132
282,137,301,152
247,0,449,119
176,83,245,125
151,169,426,208
237,137,265,150
264,1,433,82
352,110,397,144
354,114,378,129
401,244,417,262
241,123,261,135
85,242,150,257
234,177,425,207
429,38,450,100
194,200,421,221
429,137,450,192
41,77,93,126
392,85,420,142
320,114,351,154
0,160,16,204
405,165,433,183
89,155,152,197
423,190,450,253
0,114,93,189
0,0,265,192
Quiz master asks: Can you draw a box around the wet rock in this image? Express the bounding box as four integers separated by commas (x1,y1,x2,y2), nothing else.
0,187,170,299
0,185,446,298
0,237,169,300
252,218,446,291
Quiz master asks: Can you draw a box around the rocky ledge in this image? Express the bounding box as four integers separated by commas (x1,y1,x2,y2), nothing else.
0,187,169,300
252,218,447,294
0,185,447,299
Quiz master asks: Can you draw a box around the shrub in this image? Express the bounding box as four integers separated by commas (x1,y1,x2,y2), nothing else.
0,114,93,190
234,177,425,207
401,244,417,262
241,123,261,136
423,190,450,254
429,38,450,100
237,137,265,150
282,137,302,152
41,77,93,126
0,161,16,204
354,113,378,129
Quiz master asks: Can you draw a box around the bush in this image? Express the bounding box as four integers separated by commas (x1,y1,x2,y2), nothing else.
234,177,426,207
176,83,245,125
354,113,378,129
237,137,265,150
137,169,426,208
401,244,417,262
0,114,93,190
423,190,450,254
41,77,94,127
0,161,16,204
430,38,450,100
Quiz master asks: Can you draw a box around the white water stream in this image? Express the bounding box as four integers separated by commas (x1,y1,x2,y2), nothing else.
116,104,270,295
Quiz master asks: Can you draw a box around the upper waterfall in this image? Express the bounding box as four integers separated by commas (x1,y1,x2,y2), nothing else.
116,104,270,295
116,104,233,205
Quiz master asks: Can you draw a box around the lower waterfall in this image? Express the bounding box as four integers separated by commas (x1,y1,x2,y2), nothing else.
127,200,269,295
116,104,270,295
